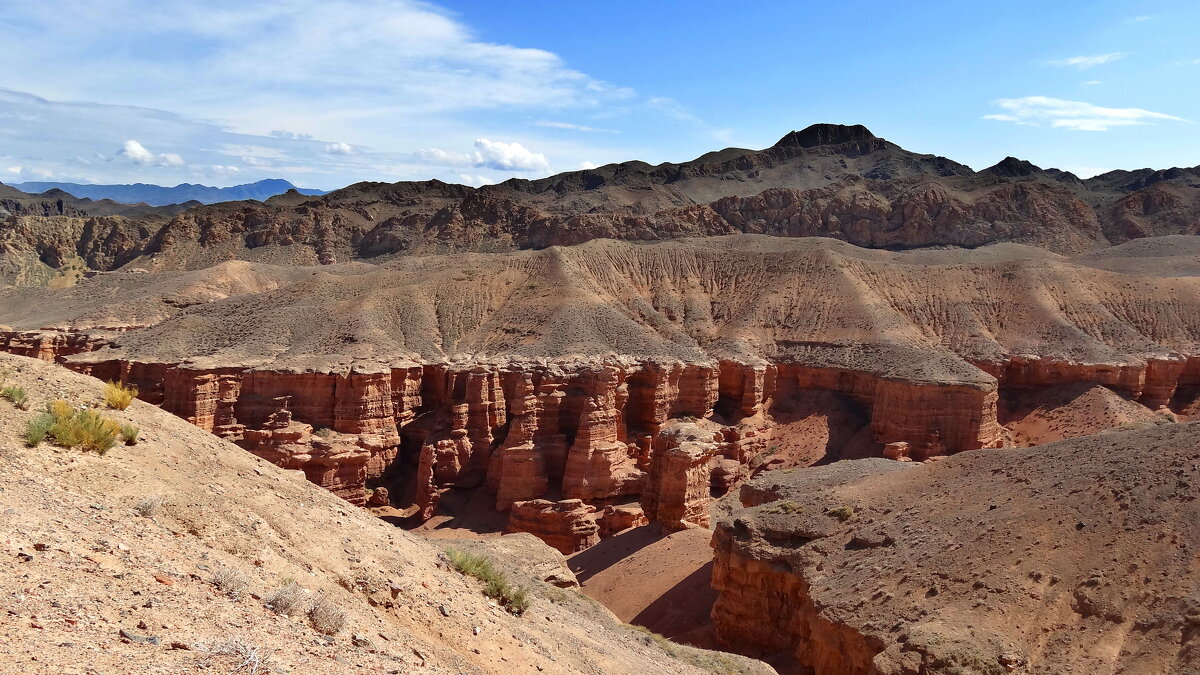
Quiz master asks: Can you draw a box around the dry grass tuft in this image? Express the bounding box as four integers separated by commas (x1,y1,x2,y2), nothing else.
212,567,251,600
445,548,531,616
264,582,308,616
133,494,163,518
308,594,347,635
103,380,138,410
194,636,273,674
120,422,140,445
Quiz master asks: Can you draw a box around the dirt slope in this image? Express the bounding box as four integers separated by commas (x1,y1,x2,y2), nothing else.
5,234,1200,372
713,424,1200,674
0,353,771,675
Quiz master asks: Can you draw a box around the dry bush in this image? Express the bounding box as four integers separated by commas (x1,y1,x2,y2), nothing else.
133,494,163,518
194,636,272,674
103,380,138,410
308,594,347,635
212,566,251,599
264,581,308,616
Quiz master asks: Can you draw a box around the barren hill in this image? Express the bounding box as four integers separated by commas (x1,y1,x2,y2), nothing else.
5,124,1200,286
0,352,771,674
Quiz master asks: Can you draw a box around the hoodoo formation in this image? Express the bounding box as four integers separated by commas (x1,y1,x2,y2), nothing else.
4,124,1200,673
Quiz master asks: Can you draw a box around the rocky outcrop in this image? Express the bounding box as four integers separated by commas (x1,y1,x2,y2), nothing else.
642,421,718,530
710,424,1200,674
505,499,600,555
0,330,113,363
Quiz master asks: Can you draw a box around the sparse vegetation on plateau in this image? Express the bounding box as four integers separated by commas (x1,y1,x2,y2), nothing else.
827,506,856,522
1,384,28,410
445,548,531,615
103,380,138,410
761,500,804,515
27,399,122,454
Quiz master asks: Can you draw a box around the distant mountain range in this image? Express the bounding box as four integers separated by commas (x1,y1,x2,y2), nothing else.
10,178,326,206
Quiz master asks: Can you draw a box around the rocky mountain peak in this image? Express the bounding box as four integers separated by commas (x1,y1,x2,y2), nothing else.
983,156,1043,177
773,123,878,148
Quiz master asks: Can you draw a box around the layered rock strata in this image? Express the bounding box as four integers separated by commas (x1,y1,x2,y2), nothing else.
710,424,1200,674
505,499,601,555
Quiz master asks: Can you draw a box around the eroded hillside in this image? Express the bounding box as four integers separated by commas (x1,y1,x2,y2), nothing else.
0,353,771,674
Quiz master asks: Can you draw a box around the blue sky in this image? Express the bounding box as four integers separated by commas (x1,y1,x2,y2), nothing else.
1,0,1196,190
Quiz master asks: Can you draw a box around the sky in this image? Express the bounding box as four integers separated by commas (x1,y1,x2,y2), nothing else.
0,0,1197,190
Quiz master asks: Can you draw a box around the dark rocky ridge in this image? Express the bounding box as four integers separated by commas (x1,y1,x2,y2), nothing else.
3,123,1200,286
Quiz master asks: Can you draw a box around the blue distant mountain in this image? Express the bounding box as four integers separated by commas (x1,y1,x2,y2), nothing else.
11,178,327,206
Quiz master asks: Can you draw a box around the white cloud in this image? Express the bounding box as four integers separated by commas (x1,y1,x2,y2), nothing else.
416,138,550,173
1047,52,1128,69
118,139,185,166
1082,80,1102,86
456,173,493,186
270,130,313,140
579,161,598,170
536,121,618,133
984,96,1185,131
325,142,353,155
472,139,549,172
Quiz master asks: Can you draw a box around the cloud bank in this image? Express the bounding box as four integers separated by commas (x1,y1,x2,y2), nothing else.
984,96,1185,131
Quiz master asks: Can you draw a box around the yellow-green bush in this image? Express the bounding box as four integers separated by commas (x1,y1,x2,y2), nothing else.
103,380,138,410
33,399,122,454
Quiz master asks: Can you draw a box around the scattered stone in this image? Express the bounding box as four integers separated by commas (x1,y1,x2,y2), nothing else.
118,629,160,645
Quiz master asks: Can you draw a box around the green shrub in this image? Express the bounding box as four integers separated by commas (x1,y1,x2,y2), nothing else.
24,413,53,446
1,385,28,410
120,422,140,445
39,399,121,454
445,548,530,615
103,380,138,410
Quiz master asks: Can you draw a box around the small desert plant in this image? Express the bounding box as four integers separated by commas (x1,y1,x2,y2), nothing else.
133,494,163,518
103,380,138,410
308,594,347,635
761,500,804,515
1,385,28,410
827,506,856,522
313,427,336,439
445,548,530,615
24,413,53,446
265,581,308,616
213,567,251,600
37,400,121,454
120,422,140,445
194,636,272,674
